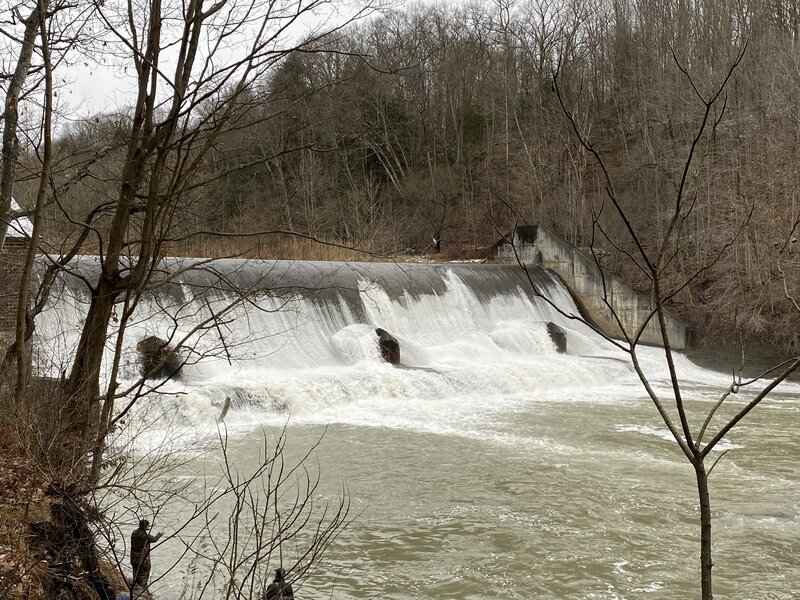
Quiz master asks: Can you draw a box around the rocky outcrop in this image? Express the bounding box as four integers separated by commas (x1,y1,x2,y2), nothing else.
135,336,182,380
375,328,400,365
546,322,567,353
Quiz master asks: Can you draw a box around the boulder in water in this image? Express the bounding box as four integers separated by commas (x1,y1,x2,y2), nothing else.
375,328,400,365
136,336,183,380
546,322,567,353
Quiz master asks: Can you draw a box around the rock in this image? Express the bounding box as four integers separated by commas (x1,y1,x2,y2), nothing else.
135,336,182,380
546,322,567,353
375,328,400,365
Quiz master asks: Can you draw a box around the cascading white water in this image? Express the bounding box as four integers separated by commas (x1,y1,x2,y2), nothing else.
34,257,735,443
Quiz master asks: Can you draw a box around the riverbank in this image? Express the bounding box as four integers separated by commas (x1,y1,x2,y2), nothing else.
685,345,800,383
0,381,128,600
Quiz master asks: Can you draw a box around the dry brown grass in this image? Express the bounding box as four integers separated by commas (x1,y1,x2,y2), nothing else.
39,218,488,265
169,232,489,264
0,428,51,600
0,374,109,600
172,233,398,262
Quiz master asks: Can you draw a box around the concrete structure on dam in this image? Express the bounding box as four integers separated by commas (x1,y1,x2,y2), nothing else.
490,224,693,350
0,200,33,354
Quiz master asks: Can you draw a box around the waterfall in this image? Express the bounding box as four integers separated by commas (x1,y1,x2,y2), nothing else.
36,257,705,441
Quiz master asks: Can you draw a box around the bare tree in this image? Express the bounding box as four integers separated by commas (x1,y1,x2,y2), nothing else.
0,1,43,252
0,0,96,250
12,0,54,405
552,43,800,600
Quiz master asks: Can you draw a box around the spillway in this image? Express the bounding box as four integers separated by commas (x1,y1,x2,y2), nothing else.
34,256,737,441
33,258,648,429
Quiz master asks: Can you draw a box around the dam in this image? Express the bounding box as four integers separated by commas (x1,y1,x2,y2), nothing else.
4,223,693,369
34,256,609,399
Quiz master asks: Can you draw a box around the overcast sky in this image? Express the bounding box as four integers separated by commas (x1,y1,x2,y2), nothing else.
50,0,392,122
64,63,138,118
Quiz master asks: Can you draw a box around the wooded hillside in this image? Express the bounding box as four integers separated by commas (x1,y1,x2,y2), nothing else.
16,0,800,351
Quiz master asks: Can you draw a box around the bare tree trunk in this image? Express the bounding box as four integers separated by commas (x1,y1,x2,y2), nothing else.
65,291,119,438
694,459,713,600
63,0,160,438
14,0,52,404
0,6,40,250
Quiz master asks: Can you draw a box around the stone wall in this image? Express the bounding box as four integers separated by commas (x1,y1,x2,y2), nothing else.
490,224,693,349
0,238,28,351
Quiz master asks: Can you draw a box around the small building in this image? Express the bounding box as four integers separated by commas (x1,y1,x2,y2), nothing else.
0,199,33,348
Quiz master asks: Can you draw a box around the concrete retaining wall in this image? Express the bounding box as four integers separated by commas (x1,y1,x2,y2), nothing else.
490,225,692,349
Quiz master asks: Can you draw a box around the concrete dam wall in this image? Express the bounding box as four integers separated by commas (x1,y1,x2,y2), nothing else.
490,225,692,350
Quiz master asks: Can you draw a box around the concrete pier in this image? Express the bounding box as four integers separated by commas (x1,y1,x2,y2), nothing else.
490,225,692,350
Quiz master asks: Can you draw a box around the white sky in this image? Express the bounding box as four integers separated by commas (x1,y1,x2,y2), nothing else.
64,63,139,117
49,0,388,120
